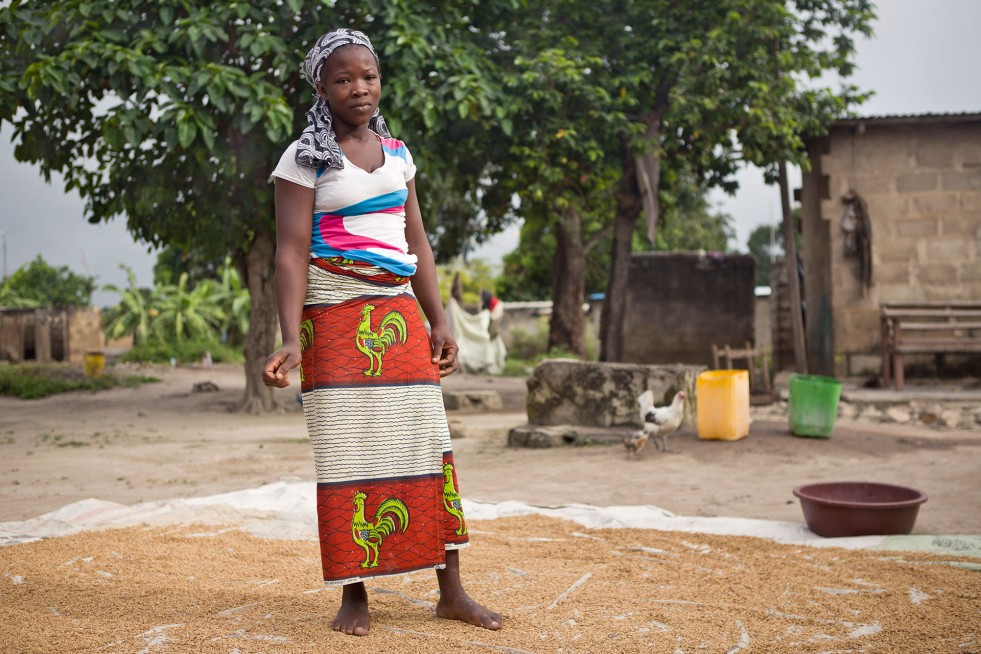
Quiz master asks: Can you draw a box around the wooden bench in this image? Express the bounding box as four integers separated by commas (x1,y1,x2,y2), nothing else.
880,302,981,390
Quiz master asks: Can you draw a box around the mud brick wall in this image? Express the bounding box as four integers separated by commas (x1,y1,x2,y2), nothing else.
67,306,105,364
622,252,756,367
0,306,104,363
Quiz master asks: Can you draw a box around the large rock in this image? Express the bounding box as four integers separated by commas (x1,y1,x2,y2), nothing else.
525,359,704,428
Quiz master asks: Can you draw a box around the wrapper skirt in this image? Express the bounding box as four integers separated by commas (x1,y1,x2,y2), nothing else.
299,257,469,586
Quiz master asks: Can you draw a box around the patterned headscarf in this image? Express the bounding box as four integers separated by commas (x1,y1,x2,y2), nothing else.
295,28,391,170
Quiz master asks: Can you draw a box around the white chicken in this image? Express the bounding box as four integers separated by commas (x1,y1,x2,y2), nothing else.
625,389,686,457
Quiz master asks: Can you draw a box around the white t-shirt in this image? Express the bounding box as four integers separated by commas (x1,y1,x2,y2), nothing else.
271,134,419,276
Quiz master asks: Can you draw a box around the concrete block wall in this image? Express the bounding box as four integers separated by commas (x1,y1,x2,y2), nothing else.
812,119,981,375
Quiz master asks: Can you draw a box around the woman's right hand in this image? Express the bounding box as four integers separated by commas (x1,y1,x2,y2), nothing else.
262,344,302,388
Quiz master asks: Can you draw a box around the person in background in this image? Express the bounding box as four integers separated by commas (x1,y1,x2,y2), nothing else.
481,290,503,339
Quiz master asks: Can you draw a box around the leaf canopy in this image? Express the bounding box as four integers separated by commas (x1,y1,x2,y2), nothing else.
0,0,519,260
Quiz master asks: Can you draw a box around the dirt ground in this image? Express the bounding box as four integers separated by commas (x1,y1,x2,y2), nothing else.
1,363,980,535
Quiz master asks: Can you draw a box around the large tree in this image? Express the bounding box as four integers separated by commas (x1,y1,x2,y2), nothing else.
590,0,875,361
478,1,872,360
0,255,95,307
491,45,622,354
497,169,734,303
0,0,514,410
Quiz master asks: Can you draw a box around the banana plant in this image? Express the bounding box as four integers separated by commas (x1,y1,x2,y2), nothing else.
101,265,154,345
153,272,225,343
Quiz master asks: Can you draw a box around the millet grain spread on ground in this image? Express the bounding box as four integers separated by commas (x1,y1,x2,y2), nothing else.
2,516,978,653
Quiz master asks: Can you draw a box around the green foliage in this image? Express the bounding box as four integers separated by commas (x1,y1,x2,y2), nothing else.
0,363,159,399
499,358,536,378
0,255,95,307
153,245,225,287
0,0,520,409
507,321,551,361
652,170,736,252
102,258,249,345
488,1,873,356
101,265,156,345
122,338,243,365
0,0,519,258
746,208,802,286
437,259,500,308
498,174,735,301
504,319,599,365
154,272,225,342
1,0,874,380
0,285,41,309
747,224,781,287
208,258,251,345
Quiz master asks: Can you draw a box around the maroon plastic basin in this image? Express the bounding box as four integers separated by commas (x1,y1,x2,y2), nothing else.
792,481,928,538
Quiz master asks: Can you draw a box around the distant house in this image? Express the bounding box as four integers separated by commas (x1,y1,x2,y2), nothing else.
0,306,105,364
798,112,981,376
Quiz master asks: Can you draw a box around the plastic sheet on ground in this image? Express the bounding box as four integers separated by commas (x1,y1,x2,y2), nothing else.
2,481,979,561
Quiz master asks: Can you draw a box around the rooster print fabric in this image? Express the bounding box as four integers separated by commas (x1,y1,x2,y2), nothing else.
300,257,469,586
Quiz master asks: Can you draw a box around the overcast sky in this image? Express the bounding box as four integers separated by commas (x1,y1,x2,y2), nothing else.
2,0,981,305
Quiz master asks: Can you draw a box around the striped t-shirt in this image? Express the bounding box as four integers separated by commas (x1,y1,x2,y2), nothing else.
271,135,419,276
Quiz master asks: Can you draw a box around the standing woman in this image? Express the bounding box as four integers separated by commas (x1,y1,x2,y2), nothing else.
261,28,501,636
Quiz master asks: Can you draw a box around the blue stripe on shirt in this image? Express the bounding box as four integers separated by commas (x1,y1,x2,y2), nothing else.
326,190,409,217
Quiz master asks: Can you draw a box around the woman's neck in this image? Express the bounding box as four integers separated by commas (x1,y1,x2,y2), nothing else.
333,121,373,143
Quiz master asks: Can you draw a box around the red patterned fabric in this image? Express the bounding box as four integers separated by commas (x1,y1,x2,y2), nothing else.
300,257,469,585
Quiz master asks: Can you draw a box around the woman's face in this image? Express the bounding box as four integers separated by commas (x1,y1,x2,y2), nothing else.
316,45,381,131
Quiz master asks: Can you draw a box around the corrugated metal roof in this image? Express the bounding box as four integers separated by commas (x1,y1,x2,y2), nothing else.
833,111,981,128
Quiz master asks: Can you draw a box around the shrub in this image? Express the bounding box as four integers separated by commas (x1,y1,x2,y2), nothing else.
122,338,244,364
0,363,159,400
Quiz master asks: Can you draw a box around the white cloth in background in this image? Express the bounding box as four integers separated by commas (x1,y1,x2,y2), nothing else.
447,298,507,375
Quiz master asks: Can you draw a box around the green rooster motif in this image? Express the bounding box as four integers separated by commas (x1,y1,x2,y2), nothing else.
355,304,407,376
351,491,410,568
298,318,314,382
442,463,467,536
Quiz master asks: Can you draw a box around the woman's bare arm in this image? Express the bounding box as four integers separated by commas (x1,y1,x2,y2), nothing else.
261,179,314,387
404,179,458,376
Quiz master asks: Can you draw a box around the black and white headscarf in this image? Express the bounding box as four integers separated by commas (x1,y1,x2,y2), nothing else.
295,28,391,170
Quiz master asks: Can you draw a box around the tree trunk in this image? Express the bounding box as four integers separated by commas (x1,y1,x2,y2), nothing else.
548,206,586,356
600,144,643,362
600,117,662,362
239,222,279,414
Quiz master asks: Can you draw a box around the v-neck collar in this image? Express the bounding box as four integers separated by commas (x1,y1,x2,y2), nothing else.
340,131,386,174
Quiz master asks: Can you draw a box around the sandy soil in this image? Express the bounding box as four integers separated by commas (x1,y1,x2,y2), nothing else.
1,363,980,535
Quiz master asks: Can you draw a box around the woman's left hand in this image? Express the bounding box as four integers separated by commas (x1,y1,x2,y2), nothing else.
429,323,459,377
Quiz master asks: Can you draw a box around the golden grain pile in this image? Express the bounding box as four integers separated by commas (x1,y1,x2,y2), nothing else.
1,516,978,653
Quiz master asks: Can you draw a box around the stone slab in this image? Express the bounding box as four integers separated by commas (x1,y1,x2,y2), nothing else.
443,389,503,412
507,424,634,448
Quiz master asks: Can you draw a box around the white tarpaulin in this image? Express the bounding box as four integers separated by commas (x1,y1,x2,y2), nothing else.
3,481,980,564
446,297,507,375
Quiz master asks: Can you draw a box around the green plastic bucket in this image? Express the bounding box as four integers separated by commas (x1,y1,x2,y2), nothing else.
789,374,842,438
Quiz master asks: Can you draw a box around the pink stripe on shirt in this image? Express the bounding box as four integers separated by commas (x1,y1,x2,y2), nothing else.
318,217,404,252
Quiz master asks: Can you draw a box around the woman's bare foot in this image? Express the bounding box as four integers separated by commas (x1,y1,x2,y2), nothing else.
332,583,370,636
436,593,503,630
435,549,502,630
